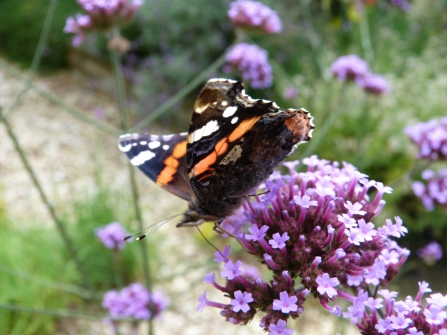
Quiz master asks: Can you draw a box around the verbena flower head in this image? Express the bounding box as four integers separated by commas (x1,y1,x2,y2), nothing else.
225,43,273,89
95,222,129,250
330,55,370,82
417,241,443,265
102,283,169,320
228,1,282,34
64,0,143,46
198,156,417,333
356,74,392,95
405,118,447,161
283,87,298,100
390,0,410,11
411,169,447,211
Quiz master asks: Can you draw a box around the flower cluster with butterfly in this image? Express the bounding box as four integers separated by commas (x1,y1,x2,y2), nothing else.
197,156,447,334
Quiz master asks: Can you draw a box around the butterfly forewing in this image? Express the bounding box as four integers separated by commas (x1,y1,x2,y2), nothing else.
118,133,195,202
186,79,281,197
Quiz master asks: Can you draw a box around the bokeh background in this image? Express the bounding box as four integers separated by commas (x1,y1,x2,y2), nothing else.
0,0,446,334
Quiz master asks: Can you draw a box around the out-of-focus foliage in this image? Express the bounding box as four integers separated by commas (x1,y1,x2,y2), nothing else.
0,0,79,71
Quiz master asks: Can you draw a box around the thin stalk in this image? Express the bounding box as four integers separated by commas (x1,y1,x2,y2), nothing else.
299,84,345,158
0,59,121,137
109,41,153,335
0,109,92,294
359,10,374,62
0,265,93,299
132,49,229,131
4,0,58,118
357,93,371,162
0,303,105,320
300,0,330,82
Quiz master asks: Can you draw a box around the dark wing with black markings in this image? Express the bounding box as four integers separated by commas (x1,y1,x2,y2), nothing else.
118,133,195,202
186,78,283,202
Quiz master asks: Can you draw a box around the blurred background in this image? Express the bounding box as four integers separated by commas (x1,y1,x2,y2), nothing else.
0,0,446,334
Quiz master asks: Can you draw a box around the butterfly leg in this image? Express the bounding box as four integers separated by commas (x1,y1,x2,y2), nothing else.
213,220,250,253
223,190,269,200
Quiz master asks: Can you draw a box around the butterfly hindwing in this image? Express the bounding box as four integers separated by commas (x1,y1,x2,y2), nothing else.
118,133,195,202
206,108,314,200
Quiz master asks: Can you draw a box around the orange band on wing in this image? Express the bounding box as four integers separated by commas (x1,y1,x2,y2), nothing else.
192,116,260,178
156,140,187,186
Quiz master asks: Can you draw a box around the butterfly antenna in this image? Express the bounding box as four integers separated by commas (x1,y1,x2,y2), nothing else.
195,226,224,258
123,213,183,241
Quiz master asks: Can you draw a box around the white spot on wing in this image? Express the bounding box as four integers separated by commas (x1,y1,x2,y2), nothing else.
231,116,238,124
119,143,131,152
223,106,237,118
195,103,209,114
130,150,156,166
148,141,161,149
188,120,220,143
140,141,147,145
221,101,228,107
163,144,169,150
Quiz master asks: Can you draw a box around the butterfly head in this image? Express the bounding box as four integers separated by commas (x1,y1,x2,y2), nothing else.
176,210,205,227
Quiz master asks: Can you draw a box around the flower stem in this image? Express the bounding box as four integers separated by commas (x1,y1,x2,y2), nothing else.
0,59,121,136
359,9,374,62
299,84,345,158
0,108,92,294
3,0,59,118
109,38,154,335
132,48,229,131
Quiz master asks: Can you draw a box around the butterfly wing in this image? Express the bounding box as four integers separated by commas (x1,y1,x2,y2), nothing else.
186,78,284,202
207,108,314,200
118,132,195,202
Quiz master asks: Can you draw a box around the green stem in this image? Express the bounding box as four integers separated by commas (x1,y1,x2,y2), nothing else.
300,0,329,82
0,109,92,294
357,94,370,163
0,303,105,320
359,9,374,62
132,49,229,131
109,37,153,335
0,265,93,299
0,59,121,136
299,84,345,158
4,0,58,118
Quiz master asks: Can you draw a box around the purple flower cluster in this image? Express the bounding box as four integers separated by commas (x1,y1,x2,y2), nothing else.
103,283,169,320
64,0,143,46
225,43,273,89
412,169,447,211
405,118,447,161
283,87,298,101
95,222,129,250
390,0,411,11
330,55,391,95
345,282,447,334
197,156,421,333
417,241,443,266
228,1,282,34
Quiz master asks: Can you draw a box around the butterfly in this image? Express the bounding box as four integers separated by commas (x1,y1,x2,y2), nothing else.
119,78,314,231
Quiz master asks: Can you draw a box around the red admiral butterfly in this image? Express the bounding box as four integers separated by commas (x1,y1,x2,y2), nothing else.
119,78,314,230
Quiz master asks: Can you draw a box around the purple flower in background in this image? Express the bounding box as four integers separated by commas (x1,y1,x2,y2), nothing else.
418,241,443,265
411,169,447,211
390,0,410,11
283,87,298,100
95,222,129,250
404,117,447,161
199,157,418,332
356,74,392,95
228,1,282,34
102,283,169,320
330,55,369,82
64,0,143,46
225,43,273,89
